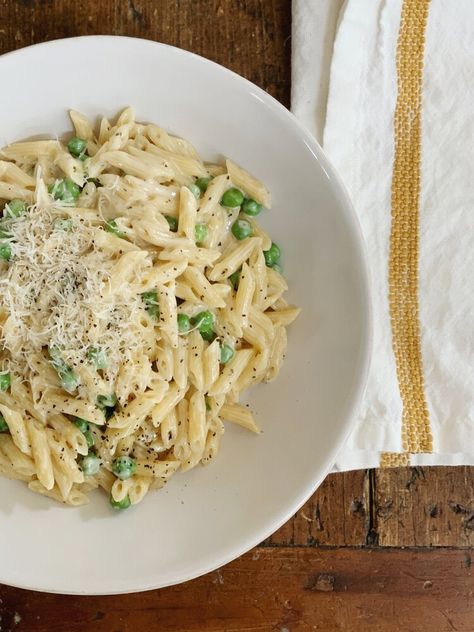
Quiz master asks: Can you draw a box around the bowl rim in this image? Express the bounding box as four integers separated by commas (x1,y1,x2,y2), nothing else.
0,35,373,594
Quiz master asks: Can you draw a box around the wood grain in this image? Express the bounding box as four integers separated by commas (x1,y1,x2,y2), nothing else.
0,0,292,106
1,548,472,632
375,466,474,547
267,470,370,546
271,466,474,548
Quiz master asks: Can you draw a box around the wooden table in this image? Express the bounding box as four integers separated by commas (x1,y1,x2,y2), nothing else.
0,2,473,630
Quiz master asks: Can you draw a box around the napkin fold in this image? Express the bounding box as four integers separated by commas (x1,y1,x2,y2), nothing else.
292,0,474,470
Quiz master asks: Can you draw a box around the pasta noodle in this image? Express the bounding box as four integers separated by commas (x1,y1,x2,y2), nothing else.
0,108,299,508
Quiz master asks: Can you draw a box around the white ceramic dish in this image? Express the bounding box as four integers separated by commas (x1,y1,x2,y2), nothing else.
0,36,371,594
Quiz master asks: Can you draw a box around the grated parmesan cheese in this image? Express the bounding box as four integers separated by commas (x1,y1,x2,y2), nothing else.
0,187,153,393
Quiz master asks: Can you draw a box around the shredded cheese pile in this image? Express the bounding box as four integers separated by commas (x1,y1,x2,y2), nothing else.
0,198,147,386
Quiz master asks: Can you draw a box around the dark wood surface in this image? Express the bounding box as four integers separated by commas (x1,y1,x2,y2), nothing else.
0,1,473,630
2,549,473,632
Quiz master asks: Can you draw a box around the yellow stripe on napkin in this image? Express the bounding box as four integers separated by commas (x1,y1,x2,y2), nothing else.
383,0,433,466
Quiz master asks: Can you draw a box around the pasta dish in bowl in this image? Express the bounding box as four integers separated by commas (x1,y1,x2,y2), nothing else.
0,36,370,594
0,107,300,509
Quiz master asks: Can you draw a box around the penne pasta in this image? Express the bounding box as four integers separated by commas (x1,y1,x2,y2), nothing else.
0,107,299,508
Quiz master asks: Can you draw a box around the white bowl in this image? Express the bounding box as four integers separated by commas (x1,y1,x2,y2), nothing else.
0,36,371,594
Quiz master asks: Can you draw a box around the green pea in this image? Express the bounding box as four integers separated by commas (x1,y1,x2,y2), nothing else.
221,187,244,208
241,198,262,216
48,345,67,374
97,393,117,421
54,218,73,231
105,219,126,239
80,452,101,476
191,310,214,330
177,313,191,333
0,372,11,391
84,430,95,449
49,346,78,391
231,218,253,240
110,494,131,510
199,326,215,342
165,215,178,232
49,178,81,204
187,183,201,199
48,345,62,362
142,289,159,304
190,310,215,341
67,137,87,158
228,269,241,290
0,414,9,433
0,243,12,261
75,418,100,449
220,344,235,364
112,456,137,481
97,393,118,409
194,223,208,244
66,180,81,200
74,418,89,434
50,345,79,393
142,290,160,320
59,368,79,393
263,242,281,267
87,346,107,370
5,199,27,218
195,176,212,193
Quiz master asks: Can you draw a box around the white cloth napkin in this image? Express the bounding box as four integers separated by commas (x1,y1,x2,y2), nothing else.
292,0,474,470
